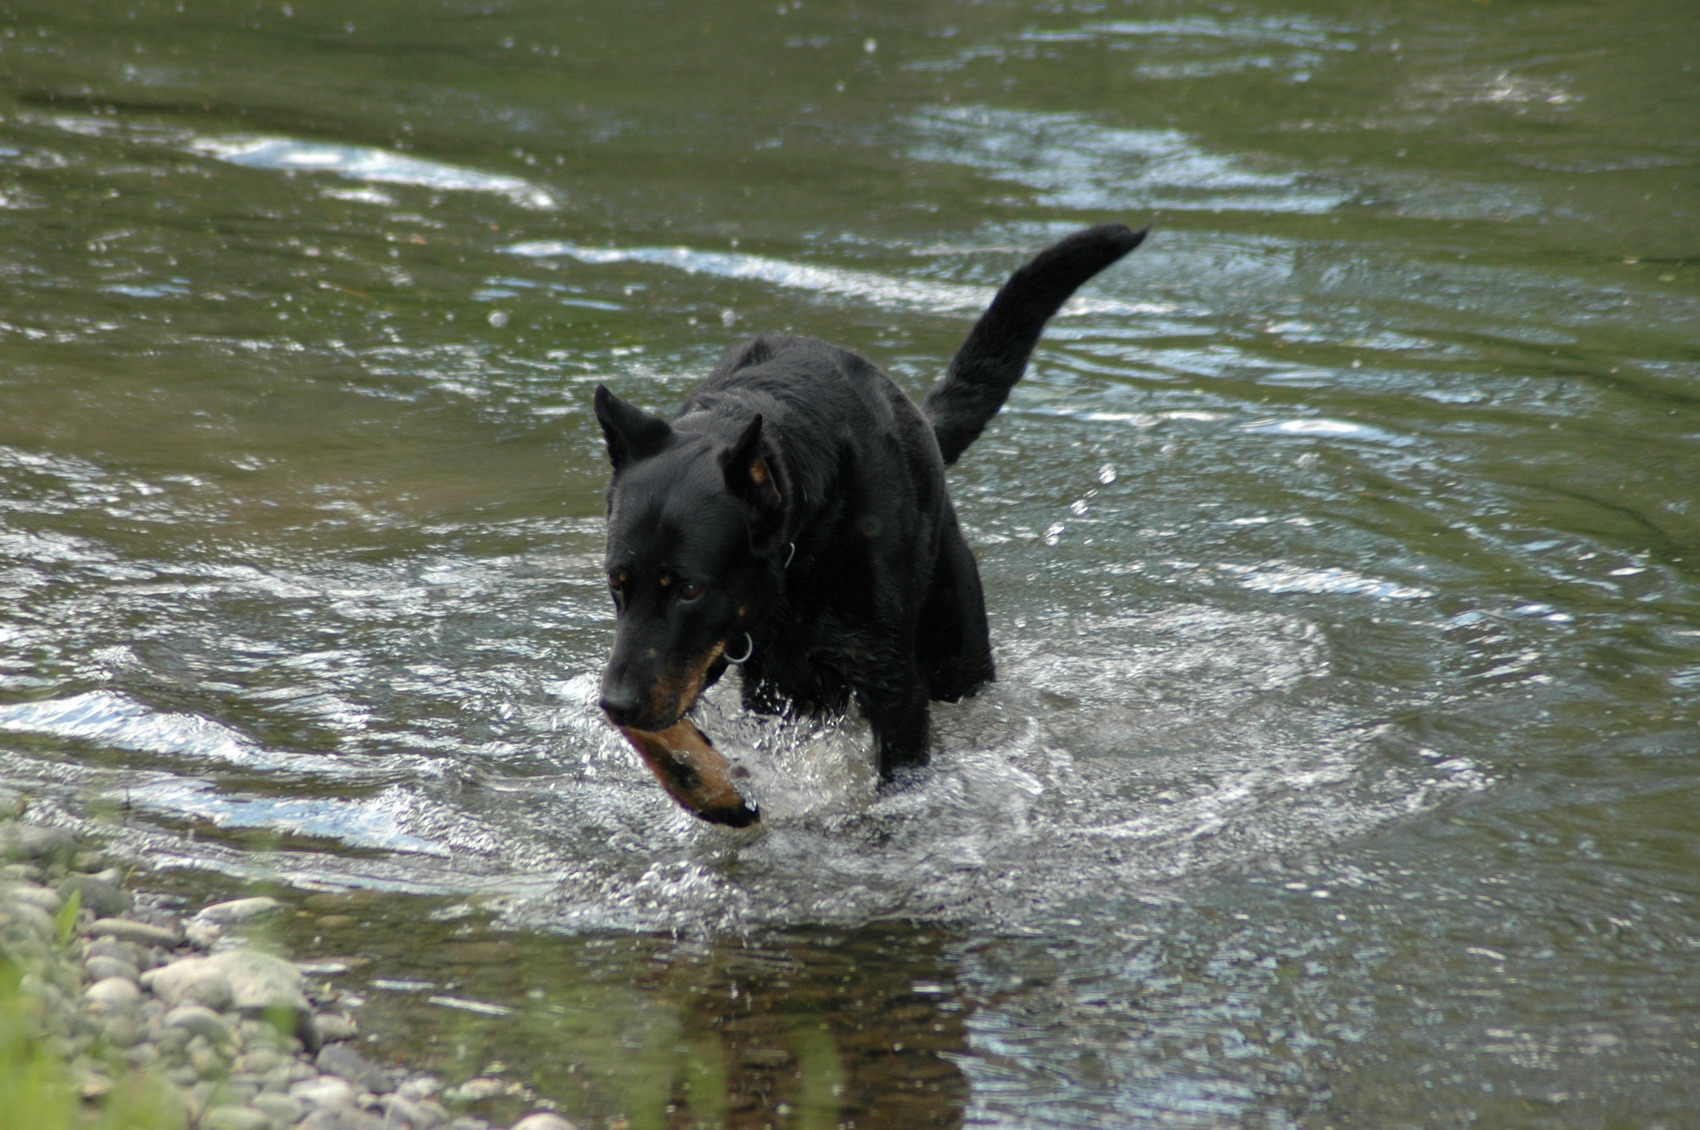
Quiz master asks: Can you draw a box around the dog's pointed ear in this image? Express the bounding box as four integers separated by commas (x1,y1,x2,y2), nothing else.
720,415,781,513
594,384,673,469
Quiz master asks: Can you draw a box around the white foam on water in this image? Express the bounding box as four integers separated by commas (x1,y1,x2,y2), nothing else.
188,135,558,209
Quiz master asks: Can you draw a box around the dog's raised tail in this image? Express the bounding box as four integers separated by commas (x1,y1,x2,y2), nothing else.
924,223,1146,466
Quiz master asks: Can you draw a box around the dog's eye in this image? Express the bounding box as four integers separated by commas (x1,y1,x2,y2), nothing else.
678,582,705,602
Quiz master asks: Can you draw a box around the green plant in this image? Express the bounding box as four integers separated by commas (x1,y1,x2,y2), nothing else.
1,946,183,1128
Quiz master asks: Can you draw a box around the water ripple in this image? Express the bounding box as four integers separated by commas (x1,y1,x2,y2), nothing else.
505,239,1165,317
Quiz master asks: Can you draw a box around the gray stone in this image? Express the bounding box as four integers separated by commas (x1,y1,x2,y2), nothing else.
316,1041,394,1094
212,950,309,1014
415,1100,451,1128
313,1011,359,1044
85,937,144,966
188,1039,229,1078
298,1111,386,1130
1,901,56,945
83,976,142,1010
510,1114,580,1130
376,1093,439,1129
6,881,63,914
102,1014,144,1049
87,917,182,949
0,822,75,862
58,873,130,918
155,1024,193,1057
250,1090,304,1124
165,1004,235,1046
264,1063,303,1093
443,1077,505,1104
235,1045,283,1075
290,1073,358,1111
202,1104,272,1130
146,956,235,1011
84,953,141,983
196,896,283,925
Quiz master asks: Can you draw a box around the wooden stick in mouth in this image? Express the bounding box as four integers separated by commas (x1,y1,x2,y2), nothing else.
616,718,760,827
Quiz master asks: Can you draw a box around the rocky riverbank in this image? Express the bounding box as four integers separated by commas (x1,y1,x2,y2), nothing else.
0,819,576,1130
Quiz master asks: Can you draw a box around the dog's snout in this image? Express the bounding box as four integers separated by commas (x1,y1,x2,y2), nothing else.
599,684,644,727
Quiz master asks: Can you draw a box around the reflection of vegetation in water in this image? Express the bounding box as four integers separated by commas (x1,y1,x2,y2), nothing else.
303,900,965,1129
426,937,942,1128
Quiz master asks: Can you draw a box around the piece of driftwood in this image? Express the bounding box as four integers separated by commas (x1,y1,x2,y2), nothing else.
616,719,760,827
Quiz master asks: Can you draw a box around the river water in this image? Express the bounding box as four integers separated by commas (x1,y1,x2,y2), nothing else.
2,1,1697,1126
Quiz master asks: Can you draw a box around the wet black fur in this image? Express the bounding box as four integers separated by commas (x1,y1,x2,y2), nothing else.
594,223,1146,779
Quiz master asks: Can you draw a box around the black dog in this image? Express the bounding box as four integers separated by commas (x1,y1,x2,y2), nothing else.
593,224,1145,816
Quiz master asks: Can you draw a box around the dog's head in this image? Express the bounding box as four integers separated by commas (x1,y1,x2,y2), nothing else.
591,385,786,731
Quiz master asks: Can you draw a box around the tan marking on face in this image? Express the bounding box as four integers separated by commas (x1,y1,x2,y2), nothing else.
641,640,726,727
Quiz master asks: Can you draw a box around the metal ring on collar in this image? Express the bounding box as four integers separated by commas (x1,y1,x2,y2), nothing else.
724,632,754,665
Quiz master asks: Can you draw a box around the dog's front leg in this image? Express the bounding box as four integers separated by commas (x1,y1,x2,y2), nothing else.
857,667,932,782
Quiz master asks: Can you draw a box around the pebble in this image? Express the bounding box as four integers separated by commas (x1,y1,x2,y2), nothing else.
85,953,141,983
236,1045,283,1075
59,872,130,918
291,1073,358,1111
510,1114,581,1130
316,1041,394,1094
3,900,57,945
103,1014,145,1048
0,820,75,861
376,1092,439,1129
195,895,283,925
146,955,236,1011
165,1004,236,1046
213,949,310,1014
444,1077,506,1103
314,1010,360,1043
6,881,63,914
202,1105,272,1130
88,916,183,949
84,976,142,1010
251,1091,305,1123
85,936,147,966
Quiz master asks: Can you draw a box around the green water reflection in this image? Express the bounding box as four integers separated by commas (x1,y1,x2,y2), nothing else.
282,894,967,1130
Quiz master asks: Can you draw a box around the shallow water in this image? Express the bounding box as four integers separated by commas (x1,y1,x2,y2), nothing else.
2,0,1697,1125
